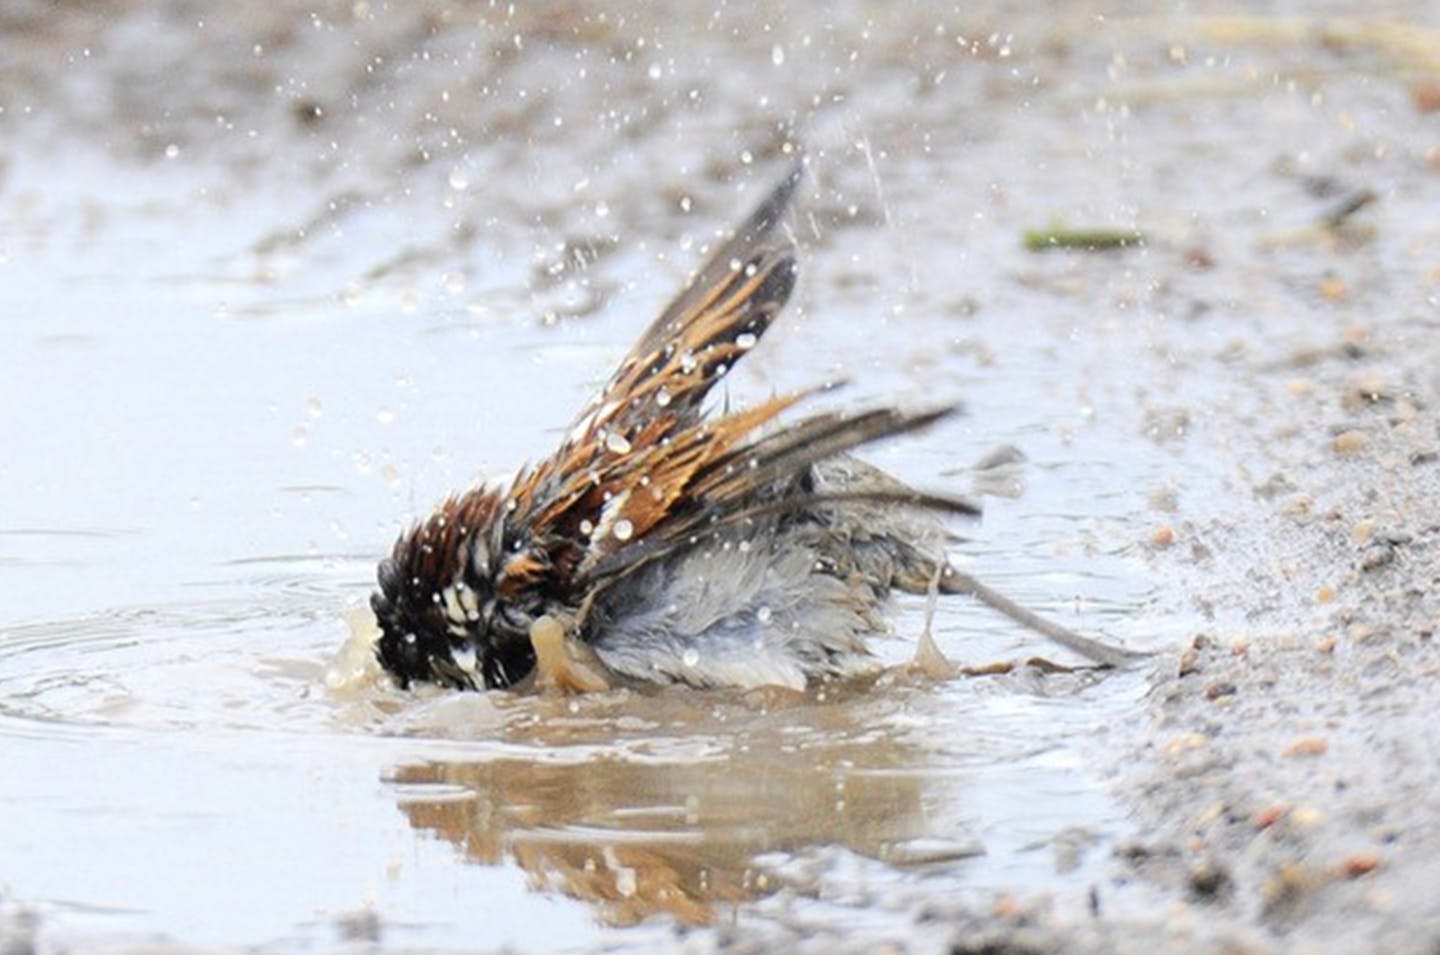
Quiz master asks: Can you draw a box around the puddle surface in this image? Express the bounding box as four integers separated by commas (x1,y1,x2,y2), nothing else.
0,155,1168,947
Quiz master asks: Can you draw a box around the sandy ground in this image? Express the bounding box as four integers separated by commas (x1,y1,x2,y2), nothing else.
3,2,1440,953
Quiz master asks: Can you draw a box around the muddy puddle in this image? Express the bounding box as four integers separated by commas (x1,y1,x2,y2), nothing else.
0,136,1172,951
0,567,1155,950
7,1,1432,952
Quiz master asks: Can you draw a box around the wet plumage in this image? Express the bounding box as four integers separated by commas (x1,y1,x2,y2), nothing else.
371,163,1130,692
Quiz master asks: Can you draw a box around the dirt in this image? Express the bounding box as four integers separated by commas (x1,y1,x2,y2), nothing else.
3,2,1440,953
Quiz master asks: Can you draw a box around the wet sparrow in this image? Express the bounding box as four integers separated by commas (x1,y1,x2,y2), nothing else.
372,163,1134,692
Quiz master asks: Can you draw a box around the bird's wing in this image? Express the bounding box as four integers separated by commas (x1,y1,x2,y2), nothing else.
507,162,806,554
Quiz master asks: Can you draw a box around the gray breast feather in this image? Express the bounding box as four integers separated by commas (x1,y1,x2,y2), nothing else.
590,530,883,691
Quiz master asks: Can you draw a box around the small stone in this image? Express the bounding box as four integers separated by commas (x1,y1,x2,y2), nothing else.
1150,524,1176,549
1262,862,1308,916
1163,733,1210,757
1178,646,1201,677
1205,682,1237,701
1341,853,1382,878
1333,430,1369,455
1255,803,1291,829
1278,493,1312,519
1316,585,1336,604
1184,246,1215,269
1285,737,1329,757
1188,858,1232,899
1360,546,1395,572
1411,80,1440,113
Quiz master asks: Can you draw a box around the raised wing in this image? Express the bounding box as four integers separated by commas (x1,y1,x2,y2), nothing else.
503,161,975,607
507,163,805,544
577,158,803,439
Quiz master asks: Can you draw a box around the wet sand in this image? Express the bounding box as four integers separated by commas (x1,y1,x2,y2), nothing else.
3,2,1440,953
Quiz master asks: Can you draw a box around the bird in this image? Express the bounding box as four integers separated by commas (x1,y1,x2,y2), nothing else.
370,161,1136,693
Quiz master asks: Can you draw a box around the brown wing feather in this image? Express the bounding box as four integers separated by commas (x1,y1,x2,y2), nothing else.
508,163,806,546
584,405,977,583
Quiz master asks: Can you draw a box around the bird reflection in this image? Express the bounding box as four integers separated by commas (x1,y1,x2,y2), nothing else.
388,687,982,925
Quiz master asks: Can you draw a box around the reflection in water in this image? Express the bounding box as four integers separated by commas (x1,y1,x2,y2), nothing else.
389,688,983,925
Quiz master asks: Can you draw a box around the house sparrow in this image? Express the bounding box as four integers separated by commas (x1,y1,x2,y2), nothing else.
371,162,1136,692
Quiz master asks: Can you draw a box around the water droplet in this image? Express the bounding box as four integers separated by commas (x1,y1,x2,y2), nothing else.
605,432,632,454
771,44,785,66
291,425,308,448
647,63,662,80
579,519,594,535
306,396,323,418
735,332,758,350
655,390,672,407
757,606,773,624
595,201,610,219
613,519,634,541
447,167,469,191
615,866,638,897
376,408,396,425
164,143,180,159
682,648,700,667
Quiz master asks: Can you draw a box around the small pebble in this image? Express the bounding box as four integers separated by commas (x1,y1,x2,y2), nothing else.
1205,682,1237,701
1341,853,1382,878
1285,737,1330,757
1178,646,1201,677
1360,546,1395,572
1150,524,1175,549
1163,733,1210,757
1255,803,1291,829
1411,80,1440,113
1188,858,1232,899
1333,430,1369,455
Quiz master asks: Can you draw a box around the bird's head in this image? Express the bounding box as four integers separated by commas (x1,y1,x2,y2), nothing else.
371,490,550,690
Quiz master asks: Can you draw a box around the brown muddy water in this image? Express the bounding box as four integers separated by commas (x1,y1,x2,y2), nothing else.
3,2,1435,952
